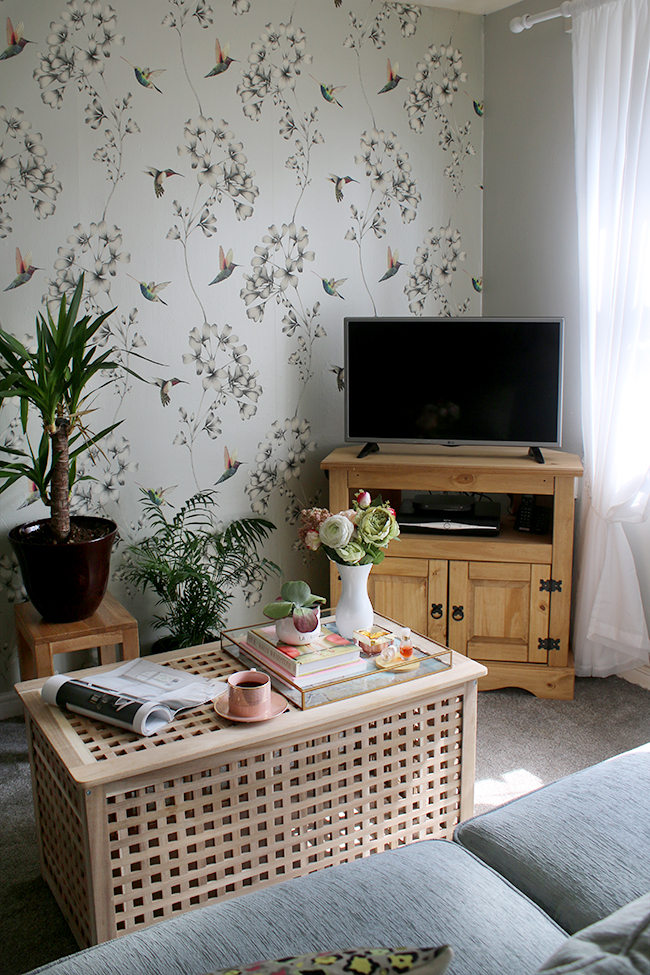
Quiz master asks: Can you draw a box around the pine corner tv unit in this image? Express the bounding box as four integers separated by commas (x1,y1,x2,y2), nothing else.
321,445,584,700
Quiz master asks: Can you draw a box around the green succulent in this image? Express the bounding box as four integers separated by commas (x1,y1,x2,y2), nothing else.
263,580,326,632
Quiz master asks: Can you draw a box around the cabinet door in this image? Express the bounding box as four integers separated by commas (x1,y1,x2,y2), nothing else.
369,557,430,635
427,559,448,646
448,561,550,662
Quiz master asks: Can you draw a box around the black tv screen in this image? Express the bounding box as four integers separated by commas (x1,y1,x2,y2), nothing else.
344,317,564,449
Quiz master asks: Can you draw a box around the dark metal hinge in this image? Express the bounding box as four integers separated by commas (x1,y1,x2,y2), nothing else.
538,637,561,653
540,578,562,593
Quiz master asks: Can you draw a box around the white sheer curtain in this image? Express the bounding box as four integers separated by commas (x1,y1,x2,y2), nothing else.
572,0,650,675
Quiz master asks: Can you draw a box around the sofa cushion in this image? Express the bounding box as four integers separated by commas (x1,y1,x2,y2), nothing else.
203,946,454,975
23,840,566,975
454,742,650,934
535,892,650,973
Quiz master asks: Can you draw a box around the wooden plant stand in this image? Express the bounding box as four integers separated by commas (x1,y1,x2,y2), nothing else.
14,590,139,680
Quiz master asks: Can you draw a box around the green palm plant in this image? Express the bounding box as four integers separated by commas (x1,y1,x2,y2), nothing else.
0,275,135,541
122,488,280,649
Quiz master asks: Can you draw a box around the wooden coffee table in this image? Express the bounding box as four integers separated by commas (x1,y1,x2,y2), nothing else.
15,634,487,948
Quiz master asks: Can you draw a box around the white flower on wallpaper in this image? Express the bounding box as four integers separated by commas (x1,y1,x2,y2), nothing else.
241,222,315,321
234,18,341,526
88,94,141,203
0,0,483,686
174,116,258,224
49,220,130,302
236,20,317,211
344,2,422,51
0,107,62,227
173,318,262,484
0,554,25,605
163,0,250,23
235,216,321,517
341,1,422,134
241,222,320,522
237,20,312,125
342,127,420,311
236,219,321,518
163,111,261,482
406,222,471,317
133,3,265,500
405,43,476,195
34,1,125,110
70,433,138,514
98,307,148,417
246,417,316,519
162,0,214,32
239,219,319,515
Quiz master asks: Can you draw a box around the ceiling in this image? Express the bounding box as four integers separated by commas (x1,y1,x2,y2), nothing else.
417,0,522,14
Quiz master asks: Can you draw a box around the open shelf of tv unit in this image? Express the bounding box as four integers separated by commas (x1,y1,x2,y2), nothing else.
321,445,584,701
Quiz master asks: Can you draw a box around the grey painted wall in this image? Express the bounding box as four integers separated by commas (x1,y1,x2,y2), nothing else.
484,0,581,455
483,0,650,650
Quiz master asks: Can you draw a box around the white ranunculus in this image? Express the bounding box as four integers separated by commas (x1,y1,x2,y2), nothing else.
319,513,354,550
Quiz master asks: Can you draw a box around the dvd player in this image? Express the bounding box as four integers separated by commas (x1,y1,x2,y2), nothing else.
398,500,501,536
412,492,475,515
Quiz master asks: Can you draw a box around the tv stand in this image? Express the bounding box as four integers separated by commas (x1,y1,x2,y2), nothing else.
528,446,545,464
357,441,379,459
322,445,583,700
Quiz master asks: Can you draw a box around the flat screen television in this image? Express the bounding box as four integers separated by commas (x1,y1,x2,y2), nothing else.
344,316,564,459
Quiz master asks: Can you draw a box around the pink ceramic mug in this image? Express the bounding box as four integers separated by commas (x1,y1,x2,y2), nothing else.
227,669,271,718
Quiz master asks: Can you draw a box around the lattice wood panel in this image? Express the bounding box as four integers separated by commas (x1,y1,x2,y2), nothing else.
19,640,482,948
65,647,239,762
29,719,93,947
103,691,464,939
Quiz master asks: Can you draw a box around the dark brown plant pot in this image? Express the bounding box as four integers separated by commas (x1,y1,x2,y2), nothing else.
148,636,181,656
148,633,219,656
9,516,118,623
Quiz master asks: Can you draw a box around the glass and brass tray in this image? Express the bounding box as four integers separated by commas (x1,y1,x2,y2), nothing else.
221,613,452,710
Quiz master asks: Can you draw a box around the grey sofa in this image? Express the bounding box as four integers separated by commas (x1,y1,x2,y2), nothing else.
25,743,650,975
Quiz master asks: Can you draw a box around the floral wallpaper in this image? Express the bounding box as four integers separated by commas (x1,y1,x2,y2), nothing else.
0,0,482,695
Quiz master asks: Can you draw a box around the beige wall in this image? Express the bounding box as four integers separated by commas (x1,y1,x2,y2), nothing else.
484,0,650,653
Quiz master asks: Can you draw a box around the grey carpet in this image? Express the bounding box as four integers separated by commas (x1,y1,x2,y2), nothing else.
3,675,650,975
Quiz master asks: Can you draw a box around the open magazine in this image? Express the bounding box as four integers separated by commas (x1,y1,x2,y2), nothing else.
41,658,228,737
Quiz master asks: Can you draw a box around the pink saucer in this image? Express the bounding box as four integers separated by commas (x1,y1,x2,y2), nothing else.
213,690,288,723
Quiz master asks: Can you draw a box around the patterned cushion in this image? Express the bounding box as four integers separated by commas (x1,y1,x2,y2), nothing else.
535,893,650,974
204,947,453,975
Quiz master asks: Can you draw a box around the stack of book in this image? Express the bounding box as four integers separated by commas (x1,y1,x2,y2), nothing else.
241,619,366,689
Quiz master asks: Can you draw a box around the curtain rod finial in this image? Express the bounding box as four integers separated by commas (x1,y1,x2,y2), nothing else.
509,15,529,32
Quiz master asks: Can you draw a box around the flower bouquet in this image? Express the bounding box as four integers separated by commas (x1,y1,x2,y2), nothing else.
298,490,400,566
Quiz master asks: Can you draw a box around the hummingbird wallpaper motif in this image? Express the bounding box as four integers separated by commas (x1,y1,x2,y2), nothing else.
0,0,482,698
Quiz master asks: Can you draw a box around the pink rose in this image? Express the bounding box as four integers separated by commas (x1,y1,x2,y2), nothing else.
354,490,372,509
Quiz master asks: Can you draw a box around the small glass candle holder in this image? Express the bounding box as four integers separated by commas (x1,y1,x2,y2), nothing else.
353,625,394,656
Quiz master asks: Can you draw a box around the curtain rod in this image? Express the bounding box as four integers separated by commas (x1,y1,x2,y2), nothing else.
509,0,573,32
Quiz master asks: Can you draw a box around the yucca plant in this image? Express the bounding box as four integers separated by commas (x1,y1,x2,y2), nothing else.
0,274,133,542
122,488,280,648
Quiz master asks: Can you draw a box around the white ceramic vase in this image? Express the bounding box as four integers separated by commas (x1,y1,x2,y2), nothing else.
334,562,374,639
275,612,321,646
